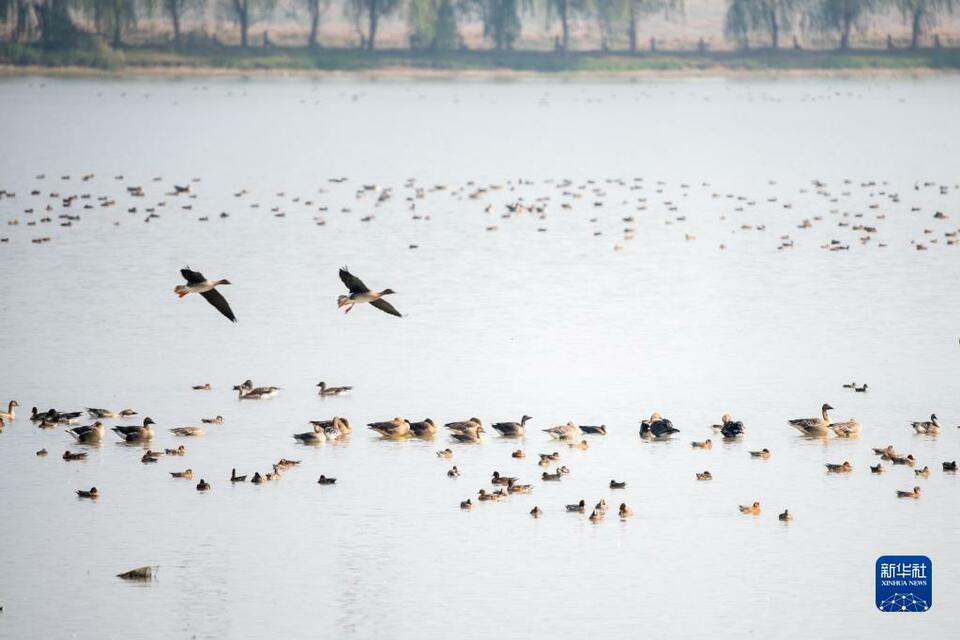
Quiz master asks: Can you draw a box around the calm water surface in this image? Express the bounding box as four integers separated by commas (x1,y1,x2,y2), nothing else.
0,75,959,639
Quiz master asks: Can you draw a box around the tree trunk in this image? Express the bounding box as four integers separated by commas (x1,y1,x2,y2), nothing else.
240,13,248,48
367,0,379,51
839,13,851,51
628,5,636,54
560,1,568,51
770,12,779,50
112,17,121,47
910,9,921,50
308,6,320,48
171,8,181,45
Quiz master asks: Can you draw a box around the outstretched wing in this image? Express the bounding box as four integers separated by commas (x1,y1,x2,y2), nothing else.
181,267,206,284
339,267,369,294
371,298,402,318
200,288,237,323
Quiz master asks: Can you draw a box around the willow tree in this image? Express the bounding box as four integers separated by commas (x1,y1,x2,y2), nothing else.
724,0,753,48
347,0,400,50
546,0,587,51
480,0,526,50
896,0,954,49
806,0,873,50
408,0,459,49
617,0,684,54
722,0,796,49
1,0,33,41
84,0,138,46
223,0,275,48
301,0,330,48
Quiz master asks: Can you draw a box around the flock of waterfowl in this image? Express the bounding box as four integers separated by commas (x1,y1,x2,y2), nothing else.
1,171,959,255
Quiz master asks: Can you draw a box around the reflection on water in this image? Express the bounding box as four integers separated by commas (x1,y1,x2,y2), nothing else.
0,76,959,638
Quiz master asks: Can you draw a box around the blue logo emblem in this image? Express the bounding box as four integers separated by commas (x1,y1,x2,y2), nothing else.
876,555,932,612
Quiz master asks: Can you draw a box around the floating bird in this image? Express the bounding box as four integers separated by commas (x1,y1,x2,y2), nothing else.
450,425,484,443
192,384,212,391
825,461,852,473
691,439,712,449
530,506,543,518
610,480,626,489
749,448,771,459
170,469,193,479
175,267,236,323
447,466,460,478
543,421,581,440
337,267,401,317
0,400,19,421
293,425,326,444
76,487,98,499
491,471,516,486
196,479,211,491
170,426,206,437
86,408,136,418
67,422,105,444
713,414,745,438
368,417,411,439
589,508,604,523
445,417,482,433
640,413,679,439
565,499,586,513
579,424,607,435
317,475,337,485
112,417,155,442
788,403,833,435
35,448,47,456
896,486,921,499
618,503,633,518
62,450,87,461
854,384,868,393
491,415,532,437
944,461,958,472
870,464,885,473
911,414,940,435
506,479,532,494
409,418,437,437
317,381,353,396
234,380,279,400
778,509,793,522
511,449,525,459
436,448,453,459
696,471,713,481
165,445,186,456
230,468,247,482
460,499,472,510
738,501,761,515
541,469,562,481
829,419,862,438
201,416,224,424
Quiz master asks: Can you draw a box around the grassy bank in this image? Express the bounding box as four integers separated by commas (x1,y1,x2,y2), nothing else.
3,41,960,75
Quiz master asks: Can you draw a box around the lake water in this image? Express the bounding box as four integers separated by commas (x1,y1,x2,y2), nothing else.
0,74,958,638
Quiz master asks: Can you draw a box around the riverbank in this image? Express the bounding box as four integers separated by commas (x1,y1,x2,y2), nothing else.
2,43,960,77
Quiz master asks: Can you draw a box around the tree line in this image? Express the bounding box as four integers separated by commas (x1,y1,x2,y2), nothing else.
0,0,954,52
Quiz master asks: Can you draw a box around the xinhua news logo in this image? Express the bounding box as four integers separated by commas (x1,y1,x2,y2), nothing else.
876,555,932,612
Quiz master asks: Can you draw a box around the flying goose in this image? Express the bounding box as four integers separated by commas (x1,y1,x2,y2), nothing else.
639,413,679,439
829,419,862,438
491,415,532,437
112,417,155,442
337,267,401,317
67,421,105,444
788,403,833,435
317,381,353,396
543,421,581,440
0,400,18,421
911,414,940,435
368,417,411,439
175,267,236,323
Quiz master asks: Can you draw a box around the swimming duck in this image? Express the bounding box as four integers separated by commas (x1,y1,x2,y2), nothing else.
566,499,586,513
275,459,301,470
447,466,460,478
870,464,885,473
196,479,211,491
696,471,713,481
317,381,353,396
896,486,921,499
294,425,327,444
541,469,562,481
538,452,560,465
491,415,532,437
317,475,337,485
558,466,571,475
409,418,437,437
436,448,453,459
891,454,916,466
36,448,47,456
175,267,236,323
579,424,607,435
915,466,930,477
86,407,136,419
511,449,525,459
778,509,793,522
234,381,279,400
251,472,264,484
62,450,87,461
618,503,634,518
266,466,282,481
530,506,543,518
788,403,834,435
944,461,958,472
589,508,605,523
67,421,105,444
595,499,608,514
170,426,206,437
231,468,247,482
201,416,224,424
308,417,350,439
691,439,712,449
567,439,589,450
507,479,532,494
165,445,186,456
112,417,155,442
460,499,472,510
450,425,484,443
854,384,868,393
639,413,679,439
141,451,161,464
491,471,516,485
825,461,852,473
76,487,98,499
170,469,193,479
337,267,401,317
543,421,581,440
911,414,940,435
0,400,19,421
477,489,501,502
713,413,745,438
368,417,411,439
749,448,771,459
192,384,212,391
738,501,761,515
829,419,862,438
873,445,895,457
445,417,482,433
610,480,626,489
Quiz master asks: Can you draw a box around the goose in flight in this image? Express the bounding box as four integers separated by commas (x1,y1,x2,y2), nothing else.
337,267,401,317
175,267,236,323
